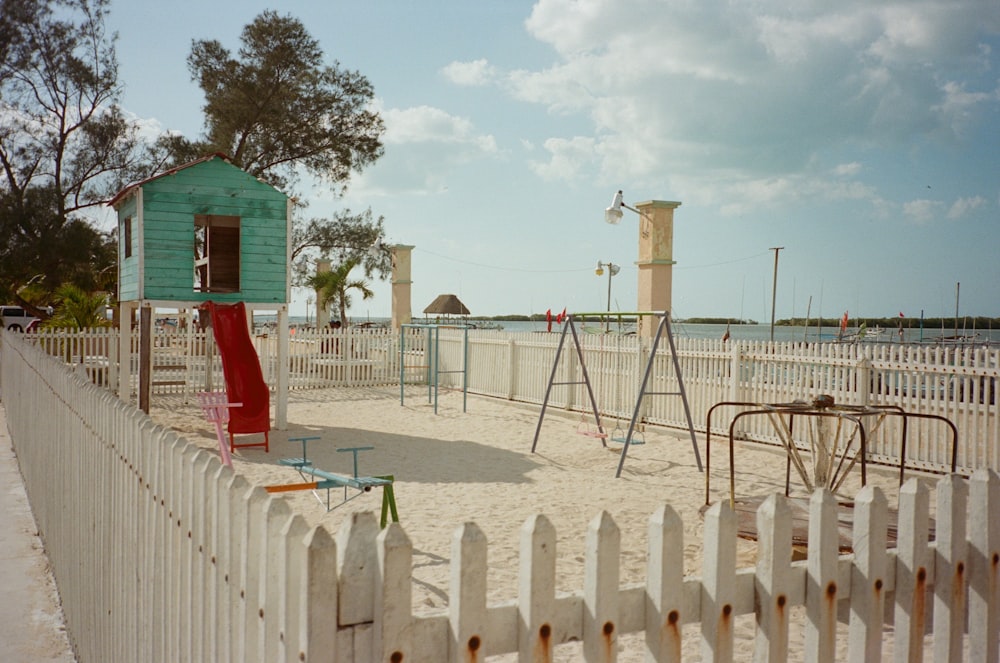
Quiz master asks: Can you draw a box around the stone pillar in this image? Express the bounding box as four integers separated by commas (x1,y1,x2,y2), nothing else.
315,259,330,329
390,245,414,329
634,200,681,338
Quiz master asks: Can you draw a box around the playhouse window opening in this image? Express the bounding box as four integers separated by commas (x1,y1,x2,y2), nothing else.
194,214,241,293
123,217,133,258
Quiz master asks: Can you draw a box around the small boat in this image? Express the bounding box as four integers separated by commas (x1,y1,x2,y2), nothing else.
467,321,505,331
932,333,983,346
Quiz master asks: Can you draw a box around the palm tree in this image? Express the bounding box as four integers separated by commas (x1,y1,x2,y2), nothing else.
47,284,110,329
306,258,374,326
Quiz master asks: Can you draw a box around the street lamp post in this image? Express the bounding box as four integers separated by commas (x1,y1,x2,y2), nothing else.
769,246,784,343
594,260,620,332
603,190,681,338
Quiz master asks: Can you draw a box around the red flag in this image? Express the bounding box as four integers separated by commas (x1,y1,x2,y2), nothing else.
840,311,849,332
546,309,552,333
560,307,567,322
899,311,905,318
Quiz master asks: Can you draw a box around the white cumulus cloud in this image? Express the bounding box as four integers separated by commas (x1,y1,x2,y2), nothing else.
442,59,498,86
502,0,1000,216
947,195,987,219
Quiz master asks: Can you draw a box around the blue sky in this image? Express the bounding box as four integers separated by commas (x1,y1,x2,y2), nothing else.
106,1,1000,321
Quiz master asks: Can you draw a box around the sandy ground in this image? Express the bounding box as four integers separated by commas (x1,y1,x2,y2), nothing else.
156,386,936,661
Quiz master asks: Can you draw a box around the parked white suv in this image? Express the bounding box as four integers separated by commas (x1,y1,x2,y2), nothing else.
1,306,40,332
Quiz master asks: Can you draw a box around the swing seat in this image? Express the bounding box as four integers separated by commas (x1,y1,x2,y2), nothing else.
610,421,646,445
576,419,608,439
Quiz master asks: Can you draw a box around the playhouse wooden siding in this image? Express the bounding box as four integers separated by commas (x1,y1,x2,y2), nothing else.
116,157,289,305
117,193,140,302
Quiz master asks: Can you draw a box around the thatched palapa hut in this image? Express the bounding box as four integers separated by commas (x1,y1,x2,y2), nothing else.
423,294,470,321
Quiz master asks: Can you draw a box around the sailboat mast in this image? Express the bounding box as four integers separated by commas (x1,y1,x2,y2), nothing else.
803,295,812,342
954,282,960,338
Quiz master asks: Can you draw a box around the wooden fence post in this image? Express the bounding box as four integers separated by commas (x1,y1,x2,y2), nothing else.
893,478,930,663
584,511,620,663
518,514,556,662
968,469,1000,663
646,505,685,662
855,357,872,407
337,512,380,626
303,525,339,659
933,474,968,662
375,522,413,661
754,493,792,663
847,485,887,663
450,522,488,662
507,338,517,400
701,501,736,663
804,489,838,663
263,498,295,661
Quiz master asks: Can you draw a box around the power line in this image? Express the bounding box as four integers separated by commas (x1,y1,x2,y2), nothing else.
675,250,771,270
414,247,770,274
414,248,594,274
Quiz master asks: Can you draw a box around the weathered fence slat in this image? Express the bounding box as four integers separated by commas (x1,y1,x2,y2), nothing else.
968,469,1000,663
450,522,488,662
847,486,888,663
754,493,792,663
518,513,556,662
701,501,736,663
584,510,620,663
338,512,380,626
646,505,685,663
805,489,839,663
264,497,294,661
375,522,413,661
303,525,339,659
933,474,968,663
893,478,930,663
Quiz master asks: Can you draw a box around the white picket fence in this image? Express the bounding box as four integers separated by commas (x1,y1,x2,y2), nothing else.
2,330,1000,661
23,325,1000,475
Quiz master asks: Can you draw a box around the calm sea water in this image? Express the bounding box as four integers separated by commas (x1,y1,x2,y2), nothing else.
287,315,998,345
496,320,999,344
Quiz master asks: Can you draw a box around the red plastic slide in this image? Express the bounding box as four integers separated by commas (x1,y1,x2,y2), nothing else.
205,301,270,451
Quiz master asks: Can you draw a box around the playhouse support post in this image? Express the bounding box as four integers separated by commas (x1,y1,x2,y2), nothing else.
139,303,152,413
118,301,137,400
275,305,289,429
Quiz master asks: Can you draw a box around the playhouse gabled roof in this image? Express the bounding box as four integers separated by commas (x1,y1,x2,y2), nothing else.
108,153,282,208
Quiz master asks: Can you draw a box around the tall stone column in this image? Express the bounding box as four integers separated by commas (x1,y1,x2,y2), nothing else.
634,200,681,338
390,245,414,329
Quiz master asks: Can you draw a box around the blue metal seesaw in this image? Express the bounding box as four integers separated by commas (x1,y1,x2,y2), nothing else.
265,436,399,527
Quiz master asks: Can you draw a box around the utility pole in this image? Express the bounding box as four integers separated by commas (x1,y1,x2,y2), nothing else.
769,247,784,343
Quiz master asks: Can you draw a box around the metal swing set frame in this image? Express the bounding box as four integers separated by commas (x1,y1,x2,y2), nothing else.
531,311,703,477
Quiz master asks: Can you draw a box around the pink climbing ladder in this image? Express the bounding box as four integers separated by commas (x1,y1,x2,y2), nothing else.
197,391,242,467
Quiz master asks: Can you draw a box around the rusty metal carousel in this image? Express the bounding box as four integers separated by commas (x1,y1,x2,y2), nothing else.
701,394,958,552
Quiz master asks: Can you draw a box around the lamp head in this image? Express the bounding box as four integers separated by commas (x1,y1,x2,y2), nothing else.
595,259,604,276
604,190,624,224
609,264,620,276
